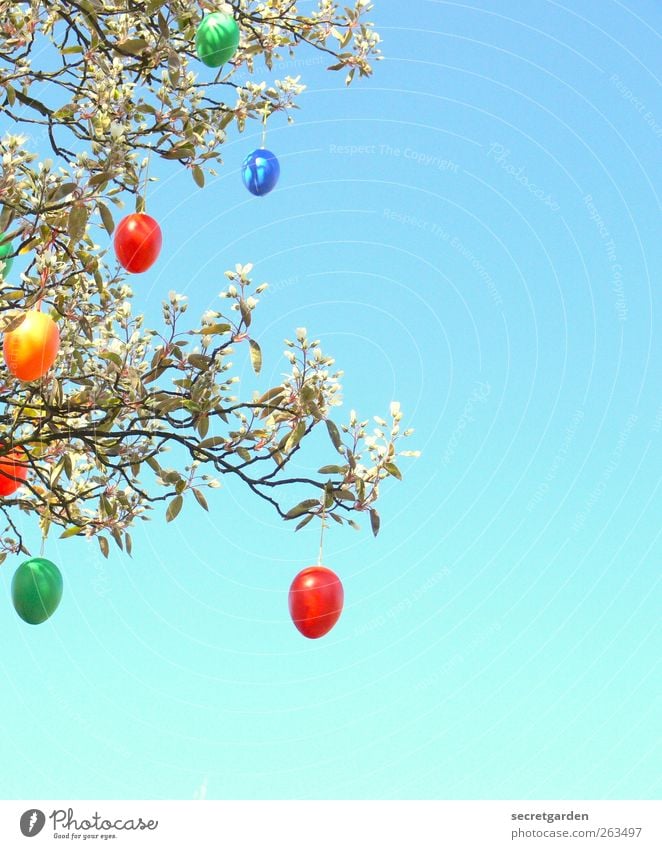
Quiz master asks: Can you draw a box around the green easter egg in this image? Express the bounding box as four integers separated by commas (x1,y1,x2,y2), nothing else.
195,12,240,68
11,557,63,625
0,237,14,277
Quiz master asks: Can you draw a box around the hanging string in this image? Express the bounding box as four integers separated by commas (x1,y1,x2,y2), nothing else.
260,105,268,149
39,509,48,557
140,86,166,210
317,493,327,566
36,266,48,311
140,153,152,210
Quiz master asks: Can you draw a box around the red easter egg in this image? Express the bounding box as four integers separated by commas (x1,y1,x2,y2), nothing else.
114,213,162,273
0,448,28,497
288,566,344,639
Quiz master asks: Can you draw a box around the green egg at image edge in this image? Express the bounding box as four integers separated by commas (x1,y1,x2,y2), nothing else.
0,239,13,276
11,557,63,625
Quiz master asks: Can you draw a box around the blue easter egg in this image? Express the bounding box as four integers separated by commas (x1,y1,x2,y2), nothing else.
241,149,280,196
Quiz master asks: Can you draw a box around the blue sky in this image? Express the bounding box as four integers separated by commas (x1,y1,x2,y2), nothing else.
0,0,660,800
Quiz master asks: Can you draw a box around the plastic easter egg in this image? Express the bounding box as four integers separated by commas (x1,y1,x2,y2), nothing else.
288,565,344,639
196,12,240,68
0,448,28,497
3,310,60,382
242,149,280,196
12,557,63,625
114,213,162,273
0,237,13,277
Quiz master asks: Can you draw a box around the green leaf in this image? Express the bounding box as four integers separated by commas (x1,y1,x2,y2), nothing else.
100,493,113,517
88,172,113,187
196,414,209,439
239,298,252,328
60,525,83,539
116,38,149,56
98,536,110,559
125,533,132,557
200,323,231,335
370,508,380,537
198,436,226,450
161,470,181,485
79,316,93,342
155,396,183,414
111,527,124,550
0,206,14,233
192,488,209,511
285,499,320,519
157,10,169,37
325,419,343,453
257,386,285,417
284,421,306,454
188,354,211,370
192,165,205,188
2,313,26,334
249,339,262,374
166,495,183,522
49,181,78,202
146,456,162,474
50,457,67,487
162,143,195,161
98,201,114,235
318,465,347,475
384,462,402,480
258,386,285,403
295,514,315,531
101,351,123,367
332,489,355,502
68,202,89,241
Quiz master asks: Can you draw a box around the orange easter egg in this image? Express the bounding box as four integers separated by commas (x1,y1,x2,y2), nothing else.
3,311,60,381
